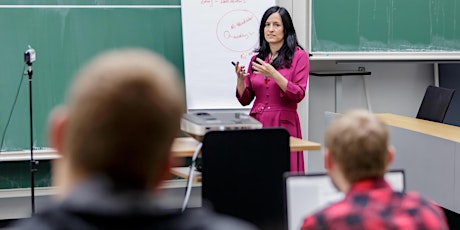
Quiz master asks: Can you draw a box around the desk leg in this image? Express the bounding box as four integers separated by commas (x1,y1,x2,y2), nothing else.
335,76,342,113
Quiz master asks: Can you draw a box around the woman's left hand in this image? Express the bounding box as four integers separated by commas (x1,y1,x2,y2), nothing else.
252,58,276,77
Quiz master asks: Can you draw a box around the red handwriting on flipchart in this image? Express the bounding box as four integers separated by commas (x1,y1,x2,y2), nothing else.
201,0,246,7
224,31,254,39
230,15,254,29
217,10,258,52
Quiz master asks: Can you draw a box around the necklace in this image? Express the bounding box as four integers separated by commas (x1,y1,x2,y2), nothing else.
269,52,278,63
265,53,278,84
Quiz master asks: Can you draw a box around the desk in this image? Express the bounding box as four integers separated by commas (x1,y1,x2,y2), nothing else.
171,136,321,157
376,114,460,142
170,136,321,181
170,167,202,182
0,136,321,160
310,70,372,112
376,113,460,213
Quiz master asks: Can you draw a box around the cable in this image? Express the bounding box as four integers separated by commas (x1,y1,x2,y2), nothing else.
362,75,373,112
0,65,27,151
181,142,202,212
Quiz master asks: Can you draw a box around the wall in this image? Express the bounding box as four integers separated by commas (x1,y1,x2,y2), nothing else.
307,61,434,172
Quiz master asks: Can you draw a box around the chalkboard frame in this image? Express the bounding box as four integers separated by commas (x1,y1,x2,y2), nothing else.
307,0,460,61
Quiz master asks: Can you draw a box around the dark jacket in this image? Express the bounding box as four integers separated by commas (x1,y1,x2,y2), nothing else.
9,176,257,230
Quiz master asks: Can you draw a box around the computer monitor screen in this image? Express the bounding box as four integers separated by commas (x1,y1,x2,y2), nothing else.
284,170,405,230
202,129,290,230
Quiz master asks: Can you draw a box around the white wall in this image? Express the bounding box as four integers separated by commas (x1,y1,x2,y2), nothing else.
307,61,434,172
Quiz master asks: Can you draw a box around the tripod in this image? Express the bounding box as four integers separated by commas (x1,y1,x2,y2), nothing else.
25,47,38,214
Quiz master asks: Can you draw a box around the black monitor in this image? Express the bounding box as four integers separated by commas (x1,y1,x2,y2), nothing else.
201,128,291,230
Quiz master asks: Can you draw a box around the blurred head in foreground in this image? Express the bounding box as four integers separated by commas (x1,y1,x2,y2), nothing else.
49,48,185,196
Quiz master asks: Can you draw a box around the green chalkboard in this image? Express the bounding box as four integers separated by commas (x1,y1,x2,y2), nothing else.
0,160,52,189
0,1,183,151
310,0,460,60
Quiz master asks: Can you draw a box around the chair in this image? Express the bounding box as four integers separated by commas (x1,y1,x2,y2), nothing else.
201,128,290,230
416,85,455,123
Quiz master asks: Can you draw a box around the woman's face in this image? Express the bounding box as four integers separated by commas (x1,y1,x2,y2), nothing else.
264,12,284,48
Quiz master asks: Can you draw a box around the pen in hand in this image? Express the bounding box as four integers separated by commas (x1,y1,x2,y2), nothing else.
232,61,241,72
233,61,247,80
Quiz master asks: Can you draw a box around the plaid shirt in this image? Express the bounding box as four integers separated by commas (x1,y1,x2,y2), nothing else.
301,177,448,230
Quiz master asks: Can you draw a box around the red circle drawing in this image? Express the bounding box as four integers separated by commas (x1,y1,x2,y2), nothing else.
216,10,259,52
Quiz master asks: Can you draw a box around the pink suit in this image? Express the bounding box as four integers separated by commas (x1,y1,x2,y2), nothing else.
236,47,309,172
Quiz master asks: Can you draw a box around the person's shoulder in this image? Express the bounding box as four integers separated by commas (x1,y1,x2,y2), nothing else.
6,203,99,230
5,208,61,230
395,191,449,229
402,191,436,206
178,208,258,230
249,53,259,62
9,207,258,230
293,47,308,59
301,211,323,230
301,200,348,229
401,191,444,213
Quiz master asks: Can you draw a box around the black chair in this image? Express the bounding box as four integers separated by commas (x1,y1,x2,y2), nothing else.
201,128,290,230
416,85,455,123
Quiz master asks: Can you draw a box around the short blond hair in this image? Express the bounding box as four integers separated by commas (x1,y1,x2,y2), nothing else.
63,48,184,189
325,109,389,183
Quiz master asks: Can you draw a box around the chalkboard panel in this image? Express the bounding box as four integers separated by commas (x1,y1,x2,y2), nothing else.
0,160,51,189
309,0,460,60
0,3,182,151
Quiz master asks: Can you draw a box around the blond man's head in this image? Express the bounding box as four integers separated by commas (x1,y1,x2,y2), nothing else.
51,48,184,190
325,109,390,184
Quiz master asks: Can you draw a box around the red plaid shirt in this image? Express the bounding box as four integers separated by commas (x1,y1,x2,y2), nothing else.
301,177,448,230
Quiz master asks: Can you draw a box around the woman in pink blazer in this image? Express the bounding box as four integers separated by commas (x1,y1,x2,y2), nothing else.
235,6,309,172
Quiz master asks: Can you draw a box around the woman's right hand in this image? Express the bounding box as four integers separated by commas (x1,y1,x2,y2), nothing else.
235,61,249,80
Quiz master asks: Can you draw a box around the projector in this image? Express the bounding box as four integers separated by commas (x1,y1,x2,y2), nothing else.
181,112,262,140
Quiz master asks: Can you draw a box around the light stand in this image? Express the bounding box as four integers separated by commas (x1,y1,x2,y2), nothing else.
24,46,37,214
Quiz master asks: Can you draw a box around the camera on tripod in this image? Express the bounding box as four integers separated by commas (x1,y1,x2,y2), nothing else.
24,45,36,65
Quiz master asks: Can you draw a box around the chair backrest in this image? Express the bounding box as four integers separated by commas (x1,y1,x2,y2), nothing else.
201,128,290,230
416,85,456,123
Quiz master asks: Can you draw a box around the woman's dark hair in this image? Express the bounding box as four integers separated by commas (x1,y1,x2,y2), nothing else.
255,6,303,69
